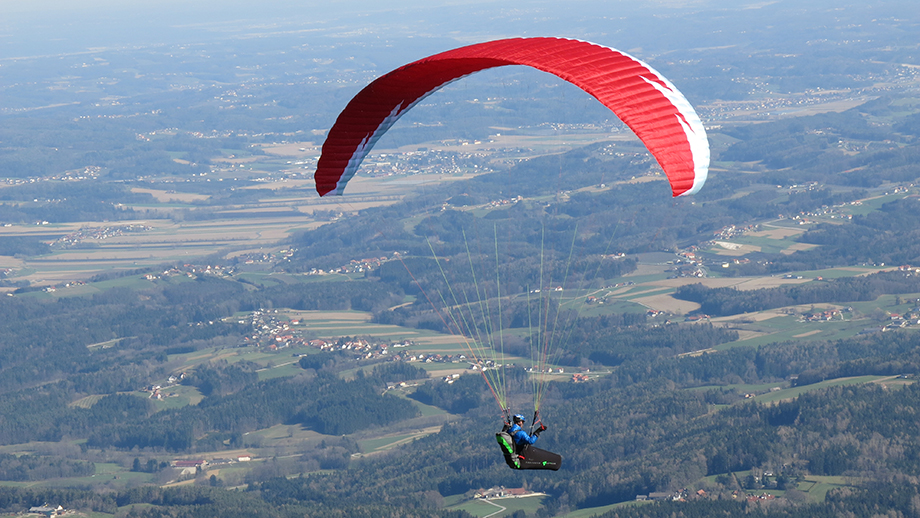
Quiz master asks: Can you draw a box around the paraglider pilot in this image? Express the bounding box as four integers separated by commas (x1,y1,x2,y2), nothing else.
496,414,560,470
509,414,547,449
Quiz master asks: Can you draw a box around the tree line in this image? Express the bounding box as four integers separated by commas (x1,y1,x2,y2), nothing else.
673,270,920,316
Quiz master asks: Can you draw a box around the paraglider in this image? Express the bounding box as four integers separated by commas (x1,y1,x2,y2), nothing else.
496,414,560,470
315,36,709,198
314,37,710,471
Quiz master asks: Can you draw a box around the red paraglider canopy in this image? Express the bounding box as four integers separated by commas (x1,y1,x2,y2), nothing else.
315,37,709,197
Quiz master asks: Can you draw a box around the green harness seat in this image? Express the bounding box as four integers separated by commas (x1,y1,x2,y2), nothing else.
495,432,562,471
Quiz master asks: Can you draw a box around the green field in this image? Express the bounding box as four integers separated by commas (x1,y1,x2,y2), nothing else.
257,361,303,380
796,476,854,501
686,374,915,407
754,376,890,404
560,500,649,518
409,397,450,418
716,316,869,350
686,381,786,394
448,495,546,517
69,394,105,409
787,266,889,279
358,429,437,454
576,299,649,316
0,462,155,490
847,193,911,216
849,293,920,315
151,385,204,411
729,235,791,254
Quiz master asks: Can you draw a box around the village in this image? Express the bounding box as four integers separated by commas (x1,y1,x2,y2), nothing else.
32,262,236,294
143,263,237,282
171,456,252,479
634,488,779,503
305,255,391,276
51,224,153,249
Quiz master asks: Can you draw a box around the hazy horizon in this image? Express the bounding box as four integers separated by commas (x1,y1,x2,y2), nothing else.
4,0,912,62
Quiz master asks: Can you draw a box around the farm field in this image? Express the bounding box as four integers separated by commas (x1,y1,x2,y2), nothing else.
0,163,482,287
0,215,318,286
685,374,915,409
0,461,156,490
447,494,547,518
356,425,444,455
714,316,866,350
559,500,647,518
753,375,914,405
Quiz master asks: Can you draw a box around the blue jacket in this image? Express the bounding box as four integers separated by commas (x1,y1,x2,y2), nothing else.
508,423,538,447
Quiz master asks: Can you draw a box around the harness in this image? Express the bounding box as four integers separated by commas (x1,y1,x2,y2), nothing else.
495,431,520,469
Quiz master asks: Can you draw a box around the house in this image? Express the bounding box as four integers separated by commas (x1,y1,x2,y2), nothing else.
29,505,63,516
174,459,207,467
174,459,208,476
474,486,530,499
475,486,506,499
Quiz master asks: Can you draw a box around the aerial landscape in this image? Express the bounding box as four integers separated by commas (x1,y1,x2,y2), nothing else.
1,0,920,516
